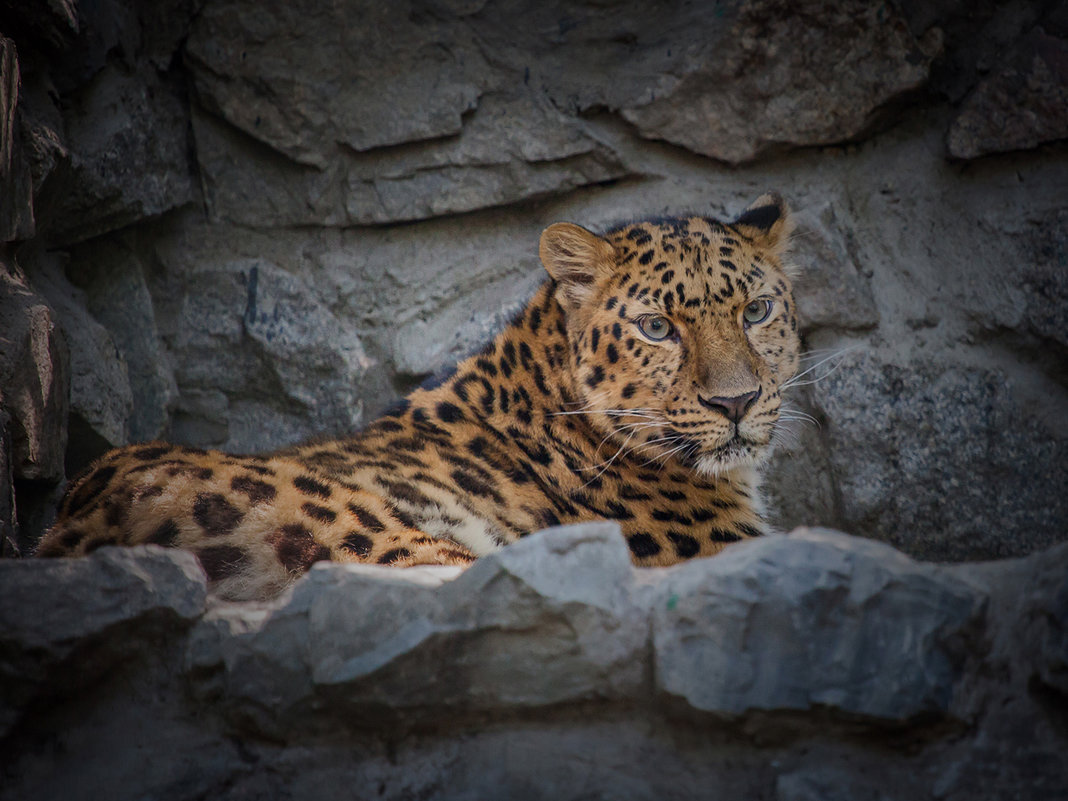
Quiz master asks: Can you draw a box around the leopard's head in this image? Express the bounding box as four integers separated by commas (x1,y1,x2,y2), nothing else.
540,194,801,476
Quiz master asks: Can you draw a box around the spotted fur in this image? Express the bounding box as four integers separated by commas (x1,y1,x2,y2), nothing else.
37,194,802,600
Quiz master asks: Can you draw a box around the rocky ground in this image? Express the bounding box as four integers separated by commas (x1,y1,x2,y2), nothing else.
2,524,1067,800
1,1,1066,798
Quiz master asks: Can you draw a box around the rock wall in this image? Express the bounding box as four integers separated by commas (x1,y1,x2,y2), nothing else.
2,524,1067,800
1,1,1066,560
1,4,1067,794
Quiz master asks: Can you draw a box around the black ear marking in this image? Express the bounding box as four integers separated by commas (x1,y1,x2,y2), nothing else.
733,202,782,231
730,192,794,262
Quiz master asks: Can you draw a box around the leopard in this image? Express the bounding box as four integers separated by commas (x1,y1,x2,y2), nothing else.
36,193,802,601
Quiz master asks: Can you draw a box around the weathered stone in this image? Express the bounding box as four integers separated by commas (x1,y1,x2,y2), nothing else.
0,545,207,737
144,247,371,451
191,89,627,227
947,27,1068,159
0,38,35,243
186,0,488,165
189,523,645,736
68,235,178,442
652,528,982,724
969,206,1068,352
48,63,196,244
28,259,132,455
4,529,1068,799
0,263,69,483
813,352,1068,561
790,201,879,333
620,0,940,163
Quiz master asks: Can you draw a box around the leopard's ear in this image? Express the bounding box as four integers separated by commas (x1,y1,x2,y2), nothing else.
539,222,617,313
732,193,795,260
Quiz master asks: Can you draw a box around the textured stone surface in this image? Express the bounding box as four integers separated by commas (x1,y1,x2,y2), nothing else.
190,523,645,737
70,236,178,442
191,87,628,227
2,527,1067,800
0,266,69,484
49,64,196,244
0,38,34,242
947,27,1068,159
789,201,879,333
813,353,1068,561
185,0,486,163
651,528,982,723
620,0,940,163
29,260,133,454
148,247,373,452
0,545,206,737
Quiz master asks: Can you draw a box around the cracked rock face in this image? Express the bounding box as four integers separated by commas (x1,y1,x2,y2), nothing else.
2,525,1066,800
619,0,941,163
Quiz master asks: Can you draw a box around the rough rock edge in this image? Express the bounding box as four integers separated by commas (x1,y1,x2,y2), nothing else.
3,523,1065,744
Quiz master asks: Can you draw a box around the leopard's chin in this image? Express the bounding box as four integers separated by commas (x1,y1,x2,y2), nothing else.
690,435,768,477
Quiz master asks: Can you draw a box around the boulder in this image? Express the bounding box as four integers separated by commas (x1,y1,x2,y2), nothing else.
144,249,372,452
47,63,196,244
188,522,646,737
812,352,1068,561
947,27,1068,159
651,528,982,725
0,265,69,485
619,0,941,163
2,526,1068,800
190,89,628,228
0,545,207,737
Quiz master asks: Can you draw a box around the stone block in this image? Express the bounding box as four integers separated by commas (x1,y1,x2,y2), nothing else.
651,528,983,724
947,28,1068,159
813,352,1068,561
0,545,207,737
620,0,940,163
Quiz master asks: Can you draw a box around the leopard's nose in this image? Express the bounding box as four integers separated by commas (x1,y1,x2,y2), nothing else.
697,389,760,424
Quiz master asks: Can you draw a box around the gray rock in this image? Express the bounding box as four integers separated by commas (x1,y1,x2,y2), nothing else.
0,545,207,737
0,265,70,484
0,38,35,242
947,28,1068,159
189,522,646,737
813,352,1068,561
791,201,879,333
145,250,371,451
620,0,940,163
652,528,982,724
966,206,1068,352
69,235,178,442
185,0,489,165
3,526,1068,800
48,63,196,244
29,259,133,452
191,89,628,227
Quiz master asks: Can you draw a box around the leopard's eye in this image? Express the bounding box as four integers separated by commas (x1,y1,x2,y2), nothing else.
742,299,773,326
636,315,675,341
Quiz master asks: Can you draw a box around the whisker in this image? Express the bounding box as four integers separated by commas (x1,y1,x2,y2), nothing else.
782,346,859,391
